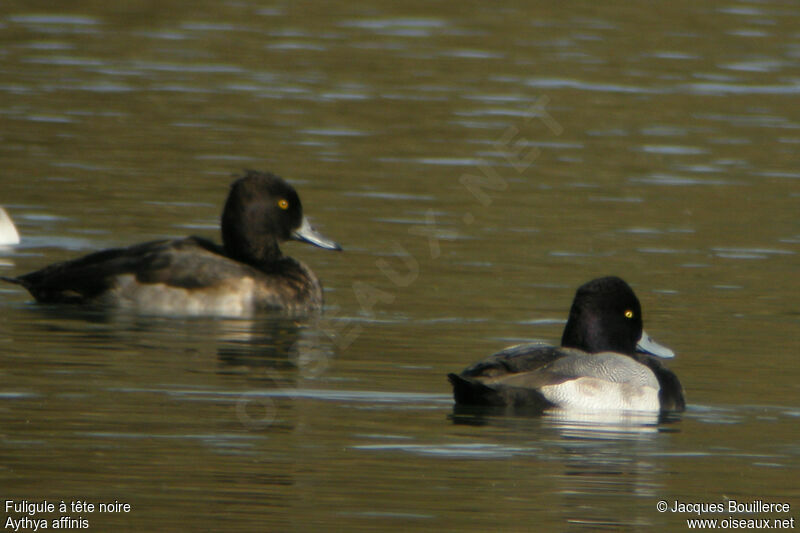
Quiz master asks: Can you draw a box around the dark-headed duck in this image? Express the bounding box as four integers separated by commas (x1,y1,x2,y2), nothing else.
2,170,341,316
449,276,685,413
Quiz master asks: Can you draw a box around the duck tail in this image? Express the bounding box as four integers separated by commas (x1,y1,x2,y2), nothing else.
448,372,554,410
1,275,26,287
448,373,506,406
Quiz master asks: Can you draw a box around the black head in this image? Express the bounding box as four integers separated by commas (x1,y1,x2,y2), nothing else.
221,170,340,266
560,276,644,355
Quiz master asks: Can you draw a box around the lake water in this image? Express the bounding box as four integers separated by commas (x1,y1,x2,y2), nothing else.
1,1,798,531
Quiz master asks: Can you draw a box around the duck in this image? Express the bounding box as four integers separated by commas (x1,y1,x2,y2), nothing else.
448,276,685,412
1,170,341,316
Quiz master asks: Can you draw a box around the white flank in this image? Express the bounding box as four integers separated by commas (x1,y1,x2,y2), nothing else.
541,377,661,412
0,207,20,245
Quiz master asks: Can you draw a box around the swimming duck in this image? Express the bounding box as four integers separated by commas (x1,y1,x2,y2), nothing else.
449,276,685,412
1,170,341,316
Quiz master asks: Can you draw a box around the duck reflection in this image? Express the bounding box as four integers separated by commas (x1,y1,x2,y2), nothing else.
15,302,336,383
450,407,681,530
215,316,335,379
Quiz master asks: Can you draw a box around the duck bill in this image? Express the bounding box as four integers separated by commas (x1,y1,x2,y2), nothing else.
636,330,675,359
292,217,342,251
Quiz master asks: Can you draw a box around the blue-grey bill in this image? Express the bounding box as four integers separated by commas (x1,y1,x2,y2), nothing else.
292,217,342,251
636,330,675,359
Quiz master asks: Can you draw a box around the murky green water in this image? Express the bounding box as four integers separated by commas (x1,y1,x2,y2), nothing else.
1,1,798,531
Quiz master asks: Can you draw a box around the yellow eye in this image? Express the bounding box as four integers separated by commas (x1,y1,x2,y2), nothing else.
277,199,289,210
624,310,634,319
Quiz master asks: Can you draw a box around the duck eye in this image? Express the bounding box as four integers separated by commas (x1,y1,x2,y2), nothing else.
624,310,634,319
277,199,290,210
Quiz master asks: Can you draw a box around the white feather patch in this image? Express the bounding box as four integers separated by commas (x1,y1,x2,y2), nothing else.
541,377,660,412
108,274,256,317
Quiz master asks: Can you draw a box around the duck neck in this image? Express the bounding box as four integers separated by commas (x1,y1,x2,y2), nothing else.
561,314,637,355
222,225,283,269
561,316,593,352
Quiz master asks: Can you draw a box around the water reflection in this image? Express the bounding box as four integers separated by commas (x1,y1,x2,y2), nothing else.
555,431,663,530
12,302,338,382
450,405,672,436
448,408,674,530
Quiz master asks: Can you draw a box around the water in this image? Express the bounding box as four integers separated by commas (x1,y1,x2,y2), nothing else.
1,0,798,531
